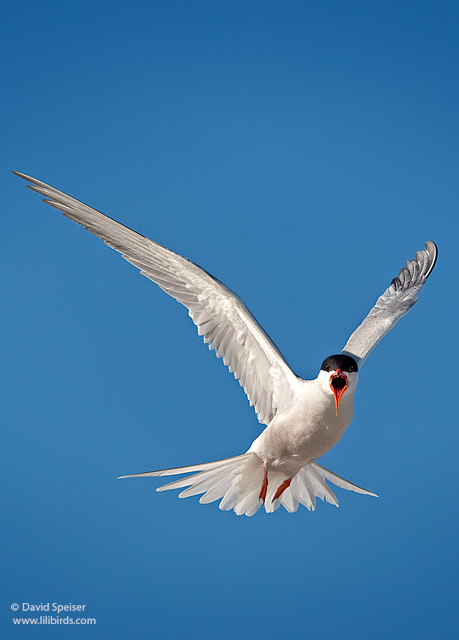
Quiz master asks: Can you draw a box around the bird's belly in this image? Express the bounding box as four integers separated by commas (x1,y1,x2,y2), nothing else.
249,398,354,475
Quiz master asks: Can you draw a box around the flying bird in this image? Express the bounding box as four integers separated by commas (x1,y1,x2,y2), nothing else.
14,171,437,516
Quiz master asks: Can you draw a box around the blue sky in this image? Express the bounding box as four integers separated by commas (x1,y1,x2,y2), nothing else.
2,1,458,638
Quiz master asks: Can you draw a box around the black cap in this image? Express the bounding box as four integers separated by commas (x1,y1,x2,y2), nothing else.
320,354,358,373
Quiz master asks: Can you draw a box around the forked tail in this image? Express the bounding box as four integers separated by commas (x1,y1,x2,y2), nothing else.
119,454,377,516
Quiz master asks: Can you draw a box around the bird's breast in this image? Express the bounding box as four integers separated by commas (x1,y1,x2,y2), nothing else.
248,381,354,474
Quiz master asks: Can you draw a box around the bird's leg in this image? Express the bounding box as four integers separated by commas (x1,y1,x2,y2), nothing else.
259,461,268,502
273,478,292,502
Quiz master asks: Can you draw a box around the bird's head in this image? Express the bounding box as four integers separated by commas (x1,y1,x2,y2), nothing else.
318,354,359,414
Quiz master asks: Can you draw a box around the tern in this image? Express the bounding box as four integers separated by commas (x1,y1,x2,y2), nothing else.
14,171,437,516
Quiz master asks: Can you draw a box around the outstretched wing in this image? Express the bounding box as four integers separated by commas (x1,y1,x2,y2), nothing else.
14,171,300,425
341,241,437,367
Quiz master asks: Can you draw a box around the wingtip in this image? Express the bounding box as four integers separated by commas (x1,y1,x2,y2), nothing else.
117,470,161,479
12,170,47,189
12,170,29,180
424,240,438,278
117,474,144,479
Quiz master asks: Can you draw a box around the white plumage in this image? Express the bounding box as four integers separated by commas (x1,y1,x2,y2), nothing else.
14,171,437,516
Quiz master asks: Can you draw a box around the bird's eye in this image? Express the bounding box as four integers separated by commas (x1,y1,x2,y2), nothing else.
324,365,329,372
349,366,354,372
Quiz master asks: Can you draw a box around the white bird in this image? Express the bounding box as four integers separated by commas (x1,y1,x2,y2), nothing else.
14,171,438,516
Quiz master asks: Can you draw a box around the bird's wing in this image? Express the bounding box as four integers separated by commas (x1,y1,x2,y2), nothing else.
14,171,300,425
341,241,437,367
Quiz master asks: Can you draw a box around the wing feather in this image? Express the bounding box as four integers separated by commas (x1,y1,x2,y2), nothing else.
14,171,299,424
342,241,437,366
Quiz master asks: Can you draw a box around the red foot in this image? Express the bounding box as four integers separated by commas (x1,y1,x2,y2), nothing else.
273,478,292,501
259,464,268,502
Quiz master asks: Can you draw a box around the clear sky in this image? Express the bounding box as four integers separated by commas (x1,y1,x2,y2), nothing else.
2,1,458,638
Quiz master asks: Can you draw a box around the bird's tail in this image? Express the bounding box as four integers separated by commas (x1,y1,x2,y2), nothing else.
119,454,377,516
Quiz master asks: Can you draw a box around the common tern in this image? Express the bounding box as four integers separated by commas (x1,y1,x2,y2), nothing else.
14,171,437,516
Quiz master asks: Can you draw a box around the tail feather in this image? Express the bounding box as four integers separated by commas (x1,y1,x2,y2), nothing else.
264,472,290,513
311,462,378,497
157,458,244,494
118,454,246,479
119,454,377,516
304,466,339,506
219,484,240,511
199,474,241,505
178,463,244,499
233,489,262,516
291,474,316,511
279,486,299,513
222,454,266,514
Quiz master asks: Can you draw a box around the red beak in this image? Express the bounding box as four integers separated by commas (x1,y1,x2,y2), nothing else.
329,368,348,415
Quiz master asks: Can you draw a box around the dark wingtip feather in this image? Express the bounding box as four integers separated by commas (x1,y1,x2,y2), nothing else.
13,170,34,181
424,241,438,278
